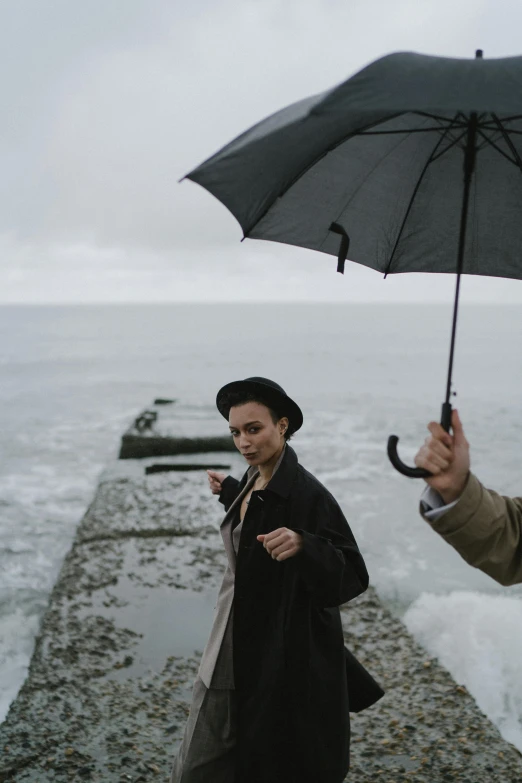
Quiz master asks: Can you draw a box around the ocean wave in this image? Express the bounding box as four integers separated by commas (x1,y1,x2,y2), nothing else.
404,590,522,751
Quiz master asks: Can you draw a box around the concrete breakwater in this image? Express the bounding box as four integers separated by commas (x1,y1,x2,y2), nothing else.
119,402,235,459
1,411,522,781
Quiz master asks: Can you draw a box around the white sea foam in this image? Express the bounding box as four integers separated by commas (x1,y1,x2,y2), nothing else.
0,607,40,722
404,591,522,751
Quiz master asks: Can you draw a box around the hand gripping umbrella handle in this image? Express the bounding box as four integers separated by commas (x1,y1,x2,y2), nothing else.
387,403,452,479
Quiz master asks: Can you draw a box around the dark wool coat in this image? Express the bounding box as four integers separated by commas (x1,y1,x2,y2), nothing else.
219,445,370,783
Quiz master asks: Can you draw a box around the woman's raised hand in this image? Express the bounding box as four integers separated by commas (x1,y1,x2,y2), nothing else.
207,470,227,495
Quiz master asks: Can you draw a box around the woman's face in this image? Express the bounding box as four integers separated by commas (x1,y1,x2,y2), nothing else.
229,401,288,467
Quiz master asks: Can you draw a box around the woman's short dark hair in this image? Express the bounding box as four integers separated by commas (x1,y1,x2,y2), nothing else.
221,390,296,441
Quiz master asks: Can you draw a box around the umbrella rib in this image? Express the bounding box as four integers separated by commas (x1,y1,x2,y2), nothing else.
481,128,522,135
253,114,460,240
322,119,444,256
415,111,467,125
242,112,409,237
476,128,518,165
250,113,466,238
482,113,522,126
357,126,464,135
430,129,469,163
383,116,462,277
491,114,522,171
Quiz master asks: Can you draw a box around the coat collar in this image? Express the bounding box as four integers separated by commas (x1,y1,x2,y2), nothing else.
243,443,298,500
263,444,298,499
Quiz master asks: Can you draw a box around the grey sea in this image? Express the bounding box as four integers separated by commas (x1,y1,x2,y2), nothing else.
1,302,521,750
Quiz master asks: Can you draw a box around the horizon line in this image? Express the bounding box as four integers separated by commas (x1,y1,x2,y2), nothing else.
0,299,519,306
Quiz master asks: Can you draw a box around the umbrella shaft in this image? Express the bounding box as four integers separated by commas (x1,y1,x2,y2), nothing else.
443,114,478,424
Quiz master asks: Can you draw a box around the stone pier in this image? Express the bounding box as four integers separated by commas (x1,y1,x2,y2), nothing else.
1,409,521,781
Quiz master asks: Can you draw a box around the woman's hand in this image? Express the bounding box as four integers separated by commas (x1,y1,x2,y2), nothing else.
207,470,226,495
257,528,303,561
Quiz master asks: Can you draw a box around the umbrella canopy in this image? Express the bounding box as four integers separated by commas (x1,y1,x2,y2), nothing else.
186,51,522,279
184,50,522,477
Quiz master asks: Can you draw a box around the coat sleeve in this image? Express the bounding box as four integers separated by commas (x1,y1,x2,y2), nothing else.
291,492,369,608
421,472,522,586
218,475,241,511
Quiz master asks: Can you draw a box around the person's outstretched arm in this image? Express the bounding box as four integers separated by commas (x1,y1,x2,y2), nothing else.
415,409,522,586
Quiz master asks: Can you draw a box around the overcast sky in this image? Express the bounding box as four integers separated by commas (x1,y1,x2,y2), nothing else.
2,0,522,303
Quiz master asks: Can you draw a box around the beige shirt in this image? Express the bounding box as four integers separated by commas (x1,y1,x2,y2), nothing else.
197,468,258,689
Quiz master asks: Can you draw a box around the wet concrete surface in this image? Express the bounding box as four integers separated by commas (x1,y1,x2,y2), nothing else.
73,539,219,679
1,452,522,781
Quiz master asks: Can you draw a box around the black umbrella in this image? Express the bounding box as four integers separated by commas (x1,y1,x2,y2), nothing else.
184,49,522,478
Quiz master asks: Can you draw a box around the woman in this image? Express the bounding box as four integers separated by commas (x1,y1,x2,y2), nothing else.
171,376,372,783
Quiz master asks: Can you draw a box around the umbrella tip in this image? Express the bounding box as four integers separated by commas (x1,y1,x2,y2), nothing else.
475,49,483,58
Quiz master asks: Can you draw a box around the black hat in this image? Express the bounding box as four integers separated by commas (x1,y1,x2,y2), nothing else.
216,376,303,432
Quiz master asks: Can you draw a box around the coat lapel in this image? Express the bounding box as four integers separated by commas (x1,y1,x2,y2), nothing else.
220,468,258,570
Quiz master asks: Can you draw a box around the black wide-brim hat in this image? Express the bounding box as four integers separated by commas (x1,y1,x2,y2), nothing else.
216,376,303,432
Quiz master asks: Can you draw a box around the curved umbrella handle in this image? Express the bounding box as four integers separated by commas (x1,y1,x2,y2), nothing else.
387,403,453,479
387,435,431,479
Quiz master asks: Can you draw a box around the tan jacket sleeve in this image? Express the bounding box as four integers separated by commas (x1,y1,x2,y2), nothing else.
421,472,522,586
